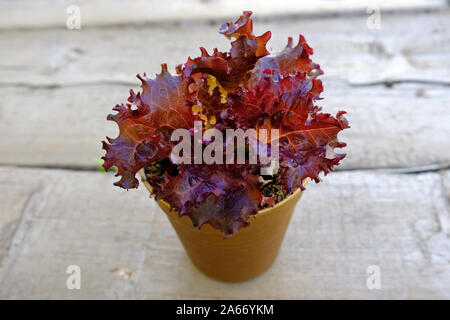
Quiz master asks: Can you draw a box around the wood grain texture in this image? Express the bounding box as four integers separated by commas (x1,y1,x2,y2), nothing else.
0,0,446,30
1,4,449,300
0,167,448,299
0,82,448,170
0,10,449,87
0,10,448,171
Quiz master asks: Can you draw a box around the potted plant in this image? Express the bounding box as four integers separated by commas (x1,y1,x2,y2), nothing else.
102,11,349,282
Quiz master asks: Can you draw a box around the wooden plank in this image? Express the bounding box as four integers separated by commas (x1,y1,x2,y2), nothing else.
0,0,446,30
0,82,449,170
0,11,449,86
0,174,37,269
0,166,448,299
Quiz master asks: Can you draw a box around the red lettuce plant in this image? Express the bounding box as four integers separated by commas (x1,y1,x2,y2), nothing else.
102,11,349,236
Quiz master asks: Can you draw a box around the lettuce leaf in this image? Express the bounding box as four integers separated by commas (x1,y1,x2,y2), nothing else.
102,11,349,235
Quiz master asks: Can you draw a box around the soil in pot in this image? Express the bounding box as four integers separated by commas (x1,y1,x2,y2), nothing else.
144,159,291,208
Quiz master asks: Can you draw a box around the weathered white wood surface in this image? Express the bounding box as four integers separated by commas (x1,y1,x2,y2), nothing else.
0,167,448,299
1,10,449,86
0,83,449,171
0,0,446,30
0,10,449,171
1,4,449,299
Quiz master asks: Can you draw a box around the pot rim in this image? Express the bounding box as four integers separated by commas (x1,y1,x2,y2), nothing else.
138,168,309,217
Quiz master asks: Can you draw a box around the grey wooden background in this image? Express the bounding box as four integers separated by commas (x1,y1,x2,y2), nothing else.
0,0,449,299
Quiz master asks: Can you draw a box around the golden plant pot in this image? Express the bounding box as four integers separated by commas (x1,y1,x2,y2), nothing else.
139,169,308,282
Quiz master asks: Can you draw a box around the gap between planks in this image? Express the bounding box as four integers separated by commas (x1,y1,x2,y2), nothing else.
0,163,449,175
0,1,447,31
